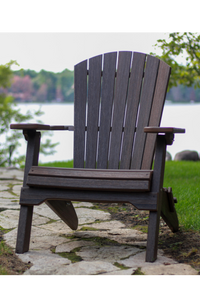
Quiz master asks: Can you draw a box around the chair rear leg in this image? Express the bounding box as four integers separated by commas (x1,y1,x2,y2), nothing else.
16,205,33,253
145,135,166,262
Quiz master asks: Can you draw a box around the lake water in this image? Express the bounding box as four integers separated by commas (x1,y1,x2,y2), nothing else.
13,102,200,164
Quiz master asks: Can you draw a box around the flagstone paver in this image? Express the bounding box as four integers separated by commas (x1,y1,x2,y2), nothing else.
0,167,198,275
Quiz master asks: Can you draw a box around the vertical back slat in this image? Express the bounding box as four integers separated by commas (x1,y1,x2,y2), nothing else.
120,52,146,169
142,60,171,169
74,60,87,168
131,55,160,169
85,55,102,168
97,52,117,169
73,52,170,172
108,51,132,169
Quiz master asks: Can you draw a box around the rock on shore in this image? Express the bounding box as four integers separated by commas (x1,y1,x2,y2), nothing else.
174,150,199,161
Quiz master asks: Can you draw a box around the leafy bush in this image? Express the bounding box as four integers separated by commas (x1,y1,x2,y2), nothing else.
0,61,57,166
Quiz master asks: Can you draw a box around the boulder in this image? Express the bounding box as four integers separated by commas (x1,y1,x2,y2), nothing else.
174,150,199,161
166,151,172,161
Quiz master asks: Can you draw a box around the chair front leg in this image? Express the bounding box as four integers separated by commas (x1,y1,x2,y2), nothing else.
146,135,166,262
16,205,34,253
15,130,41,254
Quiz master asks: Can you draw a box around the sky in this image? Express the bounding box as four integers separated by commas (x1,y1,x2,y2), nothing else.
0,32,169,73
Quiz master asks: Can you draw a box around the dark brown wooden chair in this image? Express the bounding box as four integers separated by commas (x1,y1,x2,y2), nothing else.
10,51,185,262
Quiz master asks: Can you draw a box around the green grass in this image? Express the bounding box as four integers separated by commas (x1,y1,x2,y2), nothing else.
0,265,9,275
39,160,200,231
39,160,73,168
164,161,200,231
0,241,13,275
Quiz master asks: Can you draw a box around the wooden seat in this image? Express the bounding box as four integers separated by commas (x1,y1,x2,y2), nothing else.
10,51,185,262
26,167,153,191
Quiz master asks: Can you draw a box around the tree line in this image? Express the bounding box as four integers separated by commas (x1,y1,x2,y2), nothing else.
7,68,74,103
6,67,200,104
167,85,200,102
5,72,200,104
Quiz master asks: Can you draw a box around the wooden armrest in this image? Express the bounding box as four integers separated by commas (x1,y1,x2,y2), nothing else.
10,123,51,130
50,125,74,131
144,127,185,134
10,123,74,131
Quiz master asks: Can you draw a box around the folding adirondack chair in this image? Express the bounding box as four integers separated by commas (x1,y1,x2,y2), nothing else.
10,51,185,262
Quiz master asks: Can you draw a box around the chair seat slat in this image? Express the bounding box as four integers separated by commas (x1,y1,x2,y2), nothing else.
27,176,151,192
29,166,153,180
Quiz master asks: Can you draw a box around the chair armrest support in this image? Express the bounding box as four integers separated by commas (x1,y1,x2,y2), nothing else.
144,127,185,145
10,123,74,131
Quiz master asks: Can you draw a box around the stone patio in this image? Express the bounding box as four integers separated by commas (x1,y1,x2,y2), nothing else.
0,167,198,275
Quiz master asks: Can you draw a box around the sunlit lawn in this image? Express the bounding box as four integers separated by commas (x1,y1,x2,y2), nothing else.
164,161,200,231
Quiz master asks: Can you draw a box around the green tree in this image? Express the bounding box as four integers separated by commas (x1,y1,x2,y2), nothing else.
152,32,200,89
12,68,74,103
57,69,74,102
0,61,58,166
37,70,57,101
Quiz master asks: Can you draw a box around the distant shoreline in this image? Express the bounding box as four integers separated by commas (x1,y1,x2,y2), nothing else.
13,100,200,105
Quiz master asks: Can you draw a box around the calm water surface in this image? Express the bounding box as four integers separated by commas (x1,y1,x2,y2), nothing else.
15,102,200,163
